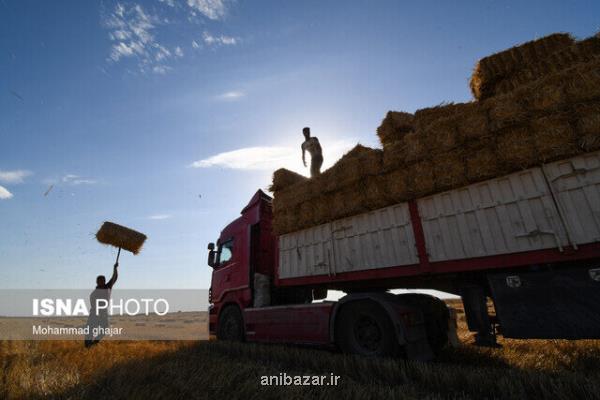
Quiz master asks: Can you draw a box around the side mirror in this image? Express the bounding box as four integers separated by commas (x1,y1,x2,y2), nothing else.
207,242,216,268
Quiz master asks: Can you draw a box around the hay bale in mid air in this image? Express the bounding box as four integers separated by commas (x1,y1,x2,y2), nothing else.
496,125,539,170
270,169,308,192
96,222,147,254
574,102,600,152
531,114,579,162
377,111,415,147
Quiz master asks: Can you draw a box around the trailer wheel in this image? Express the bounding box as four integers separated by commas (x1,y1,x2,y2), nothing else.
217,305,244,342
396,294,450,354
336,301,399,357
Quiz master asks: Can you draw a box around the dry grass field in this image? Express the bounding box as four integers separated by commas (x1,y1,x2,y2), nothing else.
1,301,599,400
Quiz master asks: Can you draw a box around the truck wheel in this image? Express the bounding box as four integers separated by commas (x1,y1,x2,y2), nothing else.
336,301,399,357
396,294,450,354
217,305,244,342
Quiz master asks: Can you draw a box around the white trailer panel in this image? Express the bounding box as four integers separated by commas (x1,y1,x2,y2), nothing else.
277,151,600,280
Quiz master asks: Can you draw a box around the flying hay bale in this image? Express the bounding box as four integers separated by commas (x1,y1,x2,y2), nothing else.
574,102,600,152
465,141,502,183
270,169,307,192
496,125,539,170
377,111,415,147
434,151,467,191
407,161,436,197
470,33,575,100
96,222,147,255
531,114,579,162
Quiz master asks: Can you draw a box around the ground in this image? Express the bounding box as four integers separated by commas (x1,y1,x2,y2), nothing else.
1,300,599,400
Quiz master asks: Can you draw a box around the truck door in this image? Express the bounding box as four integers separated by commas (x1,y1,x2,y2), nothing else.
211,232,252,306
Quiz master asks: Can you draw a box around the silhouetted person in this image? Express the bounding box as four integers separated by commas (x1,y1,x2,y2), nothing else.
301,127,323,177
84,262,118,348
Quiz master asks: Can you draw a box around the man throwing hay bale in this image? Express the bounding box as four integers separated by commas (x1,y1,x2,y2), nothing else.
301,127,323,177
84,221,147,347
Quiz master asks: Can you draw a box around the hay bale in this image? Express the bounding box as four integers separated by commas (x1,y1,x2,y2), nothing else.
270,169,307,192
272,209,298,236
332,185,369,220
313,193,337,225
377,111,415,147
496,125,539,170
574,102,600,152
421,116,461,154
96,222,147,254
382,140,407,170
563,58,600,103
465,140,502,183
361,175,392,211
407,160,436,197
434,151,467,191
485,89,529,131
415,103,471,132
522,73,567,112
456,103,490,141
384,169,410,202
382,131,428,170
531,114,579,162
470,33,575,100
322,145,382,192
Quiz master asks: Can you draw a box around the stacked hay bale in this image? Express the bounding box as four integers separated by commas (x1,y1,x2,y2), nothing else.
271,145,383,234
271,31,600,235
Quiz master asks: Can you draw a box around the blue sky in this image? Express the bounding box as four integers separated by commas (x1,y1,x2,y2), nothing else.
1,0,599,290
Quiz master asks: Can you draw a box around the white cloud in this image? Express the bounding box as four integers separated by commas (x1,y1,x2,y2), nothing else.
174,46,184,57
104,3,176,75
61,174,97,185
159,0,176,7
187,0,227,20
0,170,32,184
217,91,245,100
148,214,171,220
191,40,200,49
203,31,237,46
152,65,172,74
0,185,13,200
190,139,357,173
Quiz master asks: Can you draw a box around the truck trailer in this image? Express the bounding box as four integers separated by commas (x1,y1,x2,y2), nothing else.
207,150,600,360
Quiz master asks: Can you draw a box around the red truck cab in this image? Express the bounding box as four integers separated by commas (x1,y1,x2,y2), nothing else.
208,190,441,360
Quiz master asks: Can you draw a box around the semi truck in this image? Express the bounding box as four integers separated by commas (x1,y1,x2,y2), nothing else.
207,150,600,360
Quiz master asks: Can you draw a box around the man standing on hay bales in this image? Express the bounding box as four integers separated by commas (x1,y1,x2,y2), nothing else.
301,127,323,177
84,262,118,348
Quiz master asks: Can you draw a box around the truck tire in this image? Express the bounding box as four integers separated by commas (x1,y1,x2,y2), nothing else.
396,294,450,354
335,300,399,357
217,305,244,342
